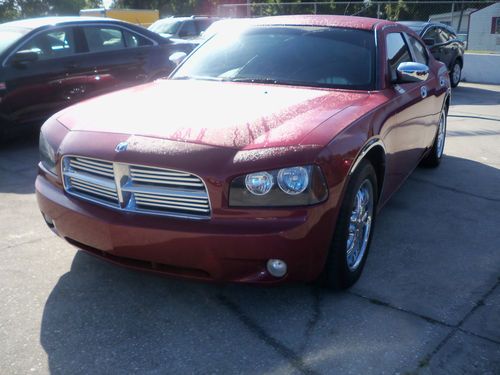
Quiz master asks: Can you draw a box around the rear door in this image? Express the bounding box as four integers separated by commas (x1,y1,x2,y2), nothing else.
74,24,155,97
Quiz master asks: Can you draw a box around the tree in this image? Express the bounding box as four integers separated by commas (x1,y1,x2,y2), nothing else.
0,0,103,22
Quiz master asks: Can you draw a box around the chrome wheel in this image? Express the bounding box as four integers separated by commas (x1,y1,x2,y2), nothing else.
436,110,446,158
346,179,374,271
452,63,461,86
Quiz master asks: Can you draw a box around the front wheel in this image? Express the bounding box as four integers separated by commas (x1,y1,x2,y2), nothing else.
450,61,461,88
322,160,378,289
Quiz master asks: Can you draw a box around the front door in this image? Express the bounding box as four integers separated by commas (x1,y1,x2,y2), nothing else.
1,27,80,126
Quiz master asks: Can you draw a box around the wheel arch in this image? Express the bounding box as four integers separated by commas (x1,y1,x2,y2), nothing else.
348,139,386,203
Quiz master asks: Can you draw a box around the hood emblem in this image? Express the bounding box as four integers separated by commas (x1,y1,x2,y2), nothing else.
115,141,128,153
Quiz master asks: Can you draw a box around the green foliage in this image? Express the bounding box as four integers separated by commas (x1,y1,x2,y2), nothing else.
0,0,103,22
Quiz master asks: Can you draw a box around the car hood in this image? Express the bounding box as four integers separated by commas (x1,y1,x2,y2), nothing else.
57,80,372,150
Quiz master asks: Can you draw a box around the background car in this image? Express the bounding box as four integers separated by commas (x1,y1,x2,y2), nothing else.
148,16,219,40
400,21,464,87
0,16,195,138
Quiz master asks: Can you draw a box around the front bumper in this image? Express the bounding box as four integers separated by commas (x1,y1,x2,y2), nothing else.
36,170,336,284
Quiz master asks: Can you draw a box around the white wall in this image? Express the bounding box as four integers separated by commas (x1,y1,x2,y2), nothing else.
429,12,471,33
468,3,500,52
462,53,500,84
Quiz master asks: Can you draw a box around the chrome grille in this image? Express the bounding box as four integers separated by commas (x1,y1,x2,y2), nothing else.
62,156,210,219
130,166,205,188
69,157,114,178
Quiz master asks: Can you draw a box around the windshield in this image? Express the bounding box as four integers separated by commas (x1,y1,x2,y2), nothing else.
149,19,181,35
0,26,31,55
173,26,375,90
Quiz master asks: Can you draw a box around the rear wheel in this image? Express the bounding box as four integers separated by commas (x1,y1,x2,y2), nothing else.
322,160,377,289
450,61,461,88
421,108,447,167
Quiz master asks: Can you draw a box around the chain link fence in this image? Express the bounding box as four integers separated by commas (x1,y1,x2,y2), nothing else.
217,1,500,52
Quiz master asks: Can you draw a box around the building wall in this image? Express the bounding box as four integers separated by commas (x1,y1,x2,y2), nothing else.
429,12,471,33
468,3,500,52
462,53,500,84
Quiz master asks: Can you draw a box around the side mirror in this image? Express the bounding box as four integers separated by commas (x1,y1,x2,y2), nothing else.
169,51,187,67
395,62,429,83
423,38,435,47
11,50,39,66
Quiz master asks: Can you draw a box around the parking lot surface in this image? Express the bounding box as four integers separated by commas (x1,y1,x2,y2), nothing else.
0,82,499,374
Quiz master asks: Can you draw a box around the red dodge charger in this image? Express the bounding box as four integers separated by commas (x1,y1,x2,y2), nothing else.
36,15,450,288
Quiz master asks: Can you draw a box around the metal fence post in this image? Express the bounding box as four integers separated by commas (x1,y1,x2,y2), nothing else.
451,1,455,28
377,3,381,19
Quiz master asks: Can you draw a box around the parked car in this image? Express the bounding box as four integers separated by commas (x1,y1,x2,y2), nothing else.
0,17,195,138
148,16,219,40
399,21,464,87
197,18,250,41
36,15,450,288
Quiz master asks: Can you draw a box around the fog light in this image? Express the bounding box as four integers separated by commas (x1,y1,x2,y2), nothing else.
266,259,287,278
42,212,54,228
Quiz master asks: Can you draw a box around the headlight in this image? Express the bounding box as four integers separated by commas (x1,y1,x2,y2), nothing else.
245,172,274,195
39,131,57,174
229,165,328,207
277,167,309,195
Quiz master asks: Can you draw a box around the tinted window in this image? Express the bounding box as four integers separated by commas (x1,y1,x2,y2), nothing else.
178,21,198,37
174,26,375,90
386,32,412,81
423,27,440,43
83,27,125,52
18,28,75,61
439,28,453,42
148,20,181,35
124,30,153,48
195,19,213,33
407,35,428,64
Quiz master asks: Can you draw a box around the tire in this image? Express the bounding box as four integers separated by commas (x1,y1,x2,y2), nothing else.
322,160,378,289
450,60,461,88
421,107,447,168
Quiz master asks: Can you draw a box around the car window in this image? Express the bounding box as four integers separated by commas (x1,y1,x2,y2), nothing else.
386,32,412,81
83,27,125,52
0,26,32,56
148,20,181,35
407,35,428,65
17,28,75,61
423,27,440,44
439,28,453,42
195,19,213,33
174,26,375,90
123,30,153,48
178,21,198,37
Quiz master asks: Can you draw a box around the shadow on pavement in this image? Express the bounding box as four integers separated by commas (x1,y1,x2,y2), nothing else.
452,84,500,106
40,155,500,374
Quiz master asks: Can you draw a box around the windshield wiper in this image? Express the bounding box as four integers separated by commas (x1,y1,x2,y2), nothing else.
229,78,282,84
171,76,225,82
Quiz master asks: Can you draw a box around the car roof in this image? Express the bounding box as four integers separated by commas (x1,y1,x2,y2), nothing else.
252,15,394,30
153,16,217,23
0,16,131,30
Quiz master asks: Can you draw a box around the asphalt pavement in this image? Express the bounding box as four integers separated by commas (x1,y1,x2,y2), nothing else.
0,82,499,374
